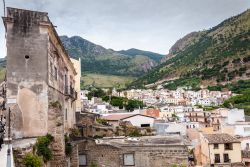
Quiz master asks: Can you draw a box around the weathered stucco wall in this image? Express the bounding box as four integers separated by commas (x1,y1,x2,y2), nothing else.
4,8,49,138
4,7,77,138
70,58,81,112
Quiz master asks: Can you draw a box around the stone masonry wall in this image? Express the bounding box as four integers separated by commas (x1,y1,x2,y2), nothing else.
77,140,189,167
48,106,67,167
70,144,79,167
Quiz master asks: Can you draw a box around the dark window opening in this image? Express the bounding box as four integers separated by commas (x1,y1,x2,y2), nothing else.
214,144,219,149
25,55,30,59
141,124,150,127
215,154,220,163
224,143,233,150
54,67,58,80
224,154,229,163
65,109,67,121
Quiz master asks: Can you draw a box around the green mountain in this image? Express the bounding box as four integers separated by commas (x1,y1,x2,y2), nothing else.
118,48,164,63
130,9,250,88
60,36,162,76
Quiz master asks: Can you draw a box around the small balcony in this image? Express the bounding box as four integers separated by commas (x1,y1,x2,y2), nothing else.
65,86,77,100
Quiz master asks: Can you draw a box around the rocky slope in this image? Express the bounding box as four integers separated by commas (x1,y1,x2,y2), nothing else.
130,9,250,88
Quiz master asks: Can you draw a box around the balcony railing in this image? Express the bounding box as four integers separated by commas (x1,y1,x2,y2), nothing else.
65,86,77,100
242,150,250,158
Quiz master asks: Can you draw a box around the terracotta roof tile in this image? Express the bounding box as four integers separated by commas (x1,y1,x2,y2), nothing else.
204,133,240,144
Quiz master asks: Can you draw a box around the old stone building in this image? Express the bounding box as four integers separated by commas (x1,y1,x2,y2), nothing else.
3,7,77,138
77,135,189,167
2,7,79,167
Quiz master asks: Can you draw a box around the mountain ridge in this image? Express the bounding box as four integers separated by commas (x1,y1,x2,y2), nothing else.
118,48,164,63
130,9,250,88
60,35,163,76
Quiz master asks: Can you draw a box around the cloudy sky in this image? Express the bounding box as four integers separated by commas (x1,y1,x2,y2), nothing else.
0,0,250,57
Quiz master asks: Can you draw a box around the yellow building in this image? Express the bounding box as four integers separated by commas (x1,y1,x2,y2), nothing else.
199,133,242,167
159,111,174,119
70,58,81,112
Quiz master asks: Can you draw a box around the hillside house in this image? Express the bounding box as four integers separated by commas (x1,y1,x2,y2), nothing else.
102,114,155,127
198,133,242,167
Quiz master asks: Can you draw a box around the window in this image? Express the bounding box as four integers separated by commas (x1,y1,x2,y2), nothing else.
50,62,53,78
246,143,249,150
65,109,67,121
214,144,219,149
79,154,87,166
224,143,233,150
214,154,220,163
141,124,150,127
123,153,135,166
54,67,57,80
224,154,229,163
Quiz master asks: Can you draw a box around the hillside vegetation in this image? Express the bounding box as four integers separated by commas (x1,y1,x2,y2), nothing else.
221,80,250,114
60,36,164,77
81,73,135,89
130,9,250,88
118,48,164,62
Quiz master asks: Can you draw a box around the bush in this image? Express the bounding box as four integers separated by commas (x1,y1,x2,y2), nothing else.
65,135,72,157
87,87,106,99
49,101,62,109
164,77,200,90
90,162,98,167
207,85,222,91
22,153,43,167
69,128,81,138
102,96,143,111
126,126,142,137
35,134,54,162
96,118,109,126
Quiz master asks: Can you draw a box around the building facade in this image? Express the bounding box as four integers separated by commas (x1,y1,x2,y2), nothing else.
198,133,242,167
3,7,77,138
77,136,189,167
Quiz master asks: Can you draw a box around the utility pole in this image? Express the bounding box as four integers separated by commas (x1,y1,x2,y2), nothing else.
6,108,12,167
2,0,5,17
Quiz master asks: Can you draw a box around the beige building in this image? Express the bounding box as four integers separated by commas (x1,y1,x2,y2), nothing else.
198,133,242,167
70,58,81,112
3,7,77,138
185,111,211,127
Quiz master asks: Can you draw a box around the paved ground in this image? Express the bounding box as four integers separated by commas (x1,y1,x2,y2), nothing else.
0,144,14,167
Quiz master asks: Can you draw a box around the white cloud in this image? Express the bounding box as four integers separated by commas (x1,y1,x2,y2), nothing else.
0,0,249,57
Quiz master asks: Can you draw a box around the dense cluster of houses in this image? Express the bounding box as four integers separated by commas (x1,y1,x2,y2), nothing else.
116,88,232,107
1,7,249,167
79,88,250,166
